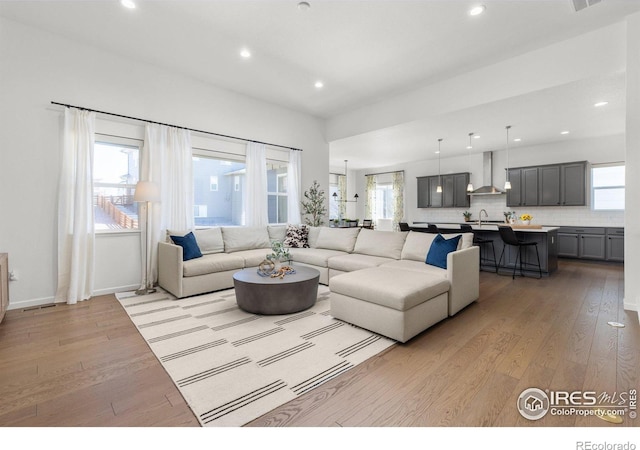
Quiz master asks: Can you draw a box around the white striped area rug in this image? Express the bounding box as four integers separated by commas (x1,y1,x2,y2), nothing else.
116,285,394,426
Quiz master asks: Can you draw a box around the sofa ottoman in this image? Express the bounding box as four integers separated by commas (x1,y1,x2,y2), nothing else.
329,267,449,343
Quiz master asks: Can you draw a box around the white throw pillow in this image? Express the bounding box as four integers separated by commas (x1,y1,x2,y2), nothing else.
315,227,361,253
221,227,271,253
268,225,287,243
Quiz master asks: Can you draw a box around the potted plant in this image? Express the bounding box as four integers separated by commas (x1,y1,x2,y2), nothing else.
520,213,533,225
301,180,327,227
463,211,472,222
267,240,291,270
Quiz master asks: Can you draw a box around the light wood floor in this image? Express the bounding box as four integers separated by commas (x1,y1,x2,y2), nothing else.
0,260,637,427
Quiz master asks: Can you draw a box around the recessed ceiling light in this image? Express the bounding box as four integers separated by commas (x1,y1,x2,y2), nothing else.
298,1,311,11
435,151,440,154
594,101,609,107
513,138,522,142
240,49,251,59
314,81,324,89
473,135,480,139
561,130,570,135
466,145,472,149
121,0,136,9
469,5,486,16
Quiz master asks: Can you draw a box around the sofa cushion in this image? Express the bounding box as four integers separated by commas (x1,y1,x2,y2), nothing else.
380,259,447,277
307,226,321,248
401,231,473,261
289,248,347,268
268,225,287,243
221,226,271,253
330,268,450,312
283,224,309,248
193,227,224,255
170,232,202,261
353,228,407,259
426,234,462,269
315,227,361,252
182,253,245,277
233,248,279,268
328,253,396,272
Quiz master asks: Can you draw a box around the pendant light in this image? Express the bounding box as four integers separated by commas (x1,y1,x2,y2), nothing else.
466,132,474,192
504,125,512,190
436,138,443,193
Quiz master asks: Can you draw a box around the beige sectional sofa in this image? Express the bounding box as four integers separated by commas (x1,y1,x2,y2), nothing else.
158,225,479,342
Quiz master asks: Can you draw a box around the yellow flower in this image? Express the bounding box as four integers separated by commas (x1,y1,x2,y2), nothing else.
520,214,533,221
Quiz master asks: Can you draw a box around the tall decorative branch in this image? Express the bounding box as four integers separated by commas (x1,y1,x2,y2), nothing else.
301,180,327,227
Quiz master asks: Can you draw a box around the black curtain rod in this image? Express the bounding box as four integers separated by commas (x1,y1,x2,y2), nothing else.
364,169,405,177
51,101,303,152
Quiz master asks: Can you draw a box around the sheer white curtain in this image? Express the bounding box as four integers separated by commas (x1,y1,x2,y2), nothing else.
55,107,96,304
287,149,302,224
141,124,193,287
245,142,268,226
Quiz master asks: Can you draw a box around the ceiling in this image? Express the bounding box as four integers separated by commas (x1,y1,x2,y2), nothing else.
1,0,639,169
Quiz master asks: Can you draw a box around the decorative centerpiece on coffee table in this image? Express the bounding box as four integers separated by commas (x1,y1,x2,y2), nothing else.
267,240,291,270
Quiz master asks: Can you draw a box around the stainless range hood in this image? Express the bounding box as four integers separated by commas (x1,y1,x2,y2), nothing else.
469,151,506,196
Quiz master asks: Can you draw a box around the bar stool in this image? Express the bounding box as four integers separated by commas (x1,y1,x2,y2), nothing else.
461,224,497,273
497,226,542,279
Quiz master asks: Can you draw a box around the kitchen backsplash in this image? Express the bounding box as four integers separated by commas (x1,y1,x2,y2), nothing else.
410,195,624,227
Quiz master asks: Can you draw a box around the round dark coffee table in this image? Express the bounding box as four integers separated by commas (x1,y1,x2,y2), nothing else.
233,265,320,315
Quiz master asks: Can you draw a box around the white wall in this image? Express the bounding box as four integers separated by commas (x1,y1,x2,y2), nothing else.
0,17,329,308
625,13,640,317
354,134,625,227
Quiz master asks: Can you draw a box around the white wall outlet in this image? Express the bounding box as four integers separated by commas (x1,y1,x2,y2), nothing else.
9,270,17,281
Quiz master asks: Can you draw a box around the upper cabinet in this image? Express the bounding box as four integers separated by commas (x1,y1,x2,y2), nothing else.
507,161,586,207
417,172,470,208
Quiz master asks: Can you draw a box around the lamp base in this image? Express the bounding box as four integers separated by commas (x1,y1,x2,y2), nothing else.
135,287,157,296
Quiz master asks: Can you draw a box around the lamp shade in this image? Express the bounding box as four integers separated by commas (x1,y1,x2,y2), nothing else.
134,181,160,202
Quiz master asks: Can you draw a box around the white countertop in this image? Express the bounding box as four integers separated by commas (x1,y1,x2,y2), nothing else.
411,223,560,233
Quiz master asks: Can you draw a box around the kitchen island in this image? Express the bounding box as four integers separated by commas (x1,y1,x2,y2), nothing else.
412,223,559,276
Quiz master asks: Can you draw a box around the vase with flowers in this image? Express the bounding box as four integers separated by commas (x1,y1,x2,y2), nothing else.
520,213,533,225
267,240,292,271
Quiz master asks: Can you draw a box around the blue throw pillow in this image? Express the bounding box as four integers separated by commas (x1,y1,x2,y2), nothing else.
425,234,461,269
170,231,202,261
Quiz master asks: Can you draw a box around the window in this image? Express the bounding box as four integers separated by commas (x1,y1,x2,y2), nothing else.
267,160,288,224
373,183,394,220
210,176,219,191
93,137,141,231
193,155,245,226
329,173,340,220
592,164,625,210
192,152,289,226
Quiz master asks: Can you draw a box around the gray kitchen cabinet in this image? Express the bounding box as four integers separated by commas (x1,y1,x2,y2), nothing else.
507,161,586,207
606,228,624,262
417,176,430,208
538,165,561,206
417,172,469,208
561,162,586,206
506,167,538,207
557,227,609,261
429,176,442,208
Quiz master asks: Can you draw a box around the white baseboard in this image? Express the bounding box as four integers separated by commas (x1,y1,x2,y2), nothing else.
7,284,141,311
7,296,56,311
623,297,638,312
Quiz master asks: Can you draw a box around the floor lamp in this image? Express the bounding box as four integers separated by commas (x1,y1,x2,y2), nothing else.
134,181,160,295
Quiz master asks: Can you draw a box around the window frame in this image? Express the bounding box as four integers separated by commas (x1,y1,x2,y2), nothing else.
93,134,143,234
591,162,625,211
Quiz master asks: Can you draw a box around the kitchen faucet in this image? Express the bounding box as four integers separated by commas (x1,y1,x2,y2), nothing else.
477,209,488,225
